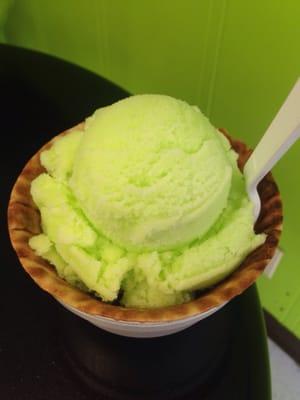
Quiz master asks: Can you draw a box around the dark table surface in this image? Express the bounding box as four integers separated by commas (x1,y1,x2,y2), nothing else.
0,44,271,400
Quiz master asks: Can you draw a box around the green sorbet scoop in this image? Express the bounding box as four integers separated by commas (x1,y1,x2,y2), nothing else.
29,95,265,308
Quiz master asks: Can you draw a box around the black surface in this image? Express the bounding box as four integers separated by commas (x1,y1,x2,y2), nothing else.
0,44,271,399
61,301,232,399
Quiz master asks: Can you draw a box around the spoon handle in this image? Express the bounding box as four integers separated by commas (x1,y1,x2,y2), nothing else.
244,78,300,190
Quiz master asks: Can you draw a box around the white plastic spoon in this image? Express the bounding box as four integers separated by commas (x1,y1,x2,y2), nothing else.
244,79,300,278
244,78,300,220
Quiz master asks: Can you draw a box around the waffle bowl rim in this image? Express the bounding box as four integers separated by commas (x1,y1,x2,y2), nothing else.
7,123,282,323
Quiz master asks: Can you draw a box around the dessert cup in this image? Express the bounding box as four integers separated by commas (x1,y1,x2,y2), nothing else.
7,124,282,337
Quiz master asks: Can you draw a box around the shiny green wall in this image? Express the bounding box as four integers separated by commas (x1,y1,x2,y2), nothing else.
3,0,300,337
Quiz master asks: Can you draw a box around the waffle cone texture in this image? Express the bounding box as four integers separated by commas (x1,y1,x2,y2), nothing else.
8,124,282,322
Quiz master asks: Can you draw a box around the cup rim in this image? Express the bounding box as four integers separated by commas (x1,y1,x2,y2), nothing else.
59,299,227,326
7,124,282,323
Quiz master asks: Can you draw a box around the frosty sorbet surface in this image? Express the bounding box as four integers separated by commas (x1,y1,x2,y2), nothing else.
29,95,265,308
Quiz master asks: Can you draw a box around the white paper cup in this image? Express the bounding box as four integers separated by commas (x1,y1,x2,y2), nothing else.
59,300,226,338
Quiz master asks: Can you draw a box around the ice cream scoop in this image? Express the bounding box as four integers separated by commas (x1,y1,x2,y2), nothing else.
70,95,234,251
27,95,266,309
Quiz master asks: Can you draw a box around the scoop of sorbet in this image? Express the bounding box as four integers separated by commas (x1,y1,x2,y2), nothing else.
70,95,233,251
29,95,265,308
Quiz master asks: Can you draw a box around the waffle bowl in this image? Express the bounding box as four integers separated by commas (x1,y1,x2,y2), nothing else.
7,124,282,337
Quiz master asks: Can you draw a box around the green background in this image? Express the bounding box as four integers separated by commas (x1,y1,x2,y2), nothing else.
2,0,300,338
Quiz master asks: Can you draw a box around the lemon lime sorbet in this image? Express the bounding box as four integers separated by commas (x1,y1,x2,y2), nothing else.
29,95,265,308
